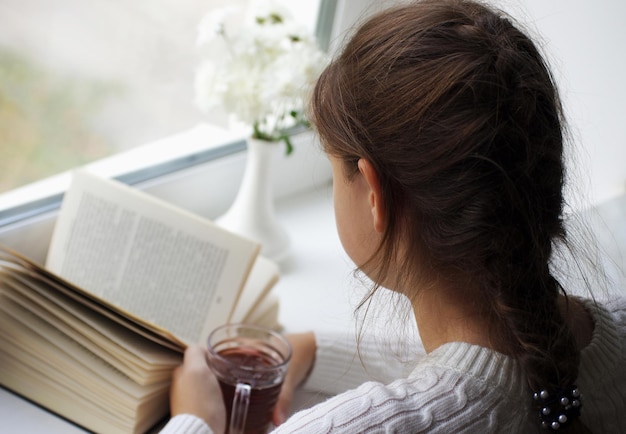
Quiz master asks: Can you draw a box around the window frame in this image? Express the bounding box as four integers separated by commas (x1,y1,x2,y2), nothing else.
0,125,248,226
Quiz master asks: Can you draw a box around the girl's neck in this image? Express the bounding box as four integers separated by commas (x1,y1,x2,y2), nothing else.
412,281,594,355
411,280,505,354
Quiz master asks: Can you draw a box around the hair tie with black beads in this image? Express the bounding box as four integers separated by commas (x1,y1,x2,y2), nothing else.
533,386,582,430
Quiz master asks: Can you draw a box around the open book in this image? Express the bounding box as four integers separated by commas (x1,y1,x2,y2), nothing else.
0,170,281,433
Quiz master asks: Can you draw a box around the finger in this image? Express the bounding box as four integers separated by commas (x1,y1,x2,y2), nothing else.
184,344,209,368
273,381,295,425
273,370,299,424
272,359,301,425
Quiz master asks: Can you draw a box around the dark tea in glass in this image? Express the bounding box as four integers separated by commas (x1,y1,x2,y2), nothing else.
207,324,291,434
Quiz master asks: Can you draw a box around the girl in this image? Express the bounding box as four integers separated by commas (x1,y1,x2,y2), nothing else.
163,0,626,432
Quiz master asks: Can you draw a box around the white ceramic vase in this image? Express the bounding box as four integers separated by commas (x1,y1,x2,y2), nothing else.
216,137,290,263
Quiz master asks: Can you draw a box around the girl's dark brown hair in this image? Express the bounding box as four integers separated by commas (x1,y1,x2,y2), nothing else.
311,0,590,431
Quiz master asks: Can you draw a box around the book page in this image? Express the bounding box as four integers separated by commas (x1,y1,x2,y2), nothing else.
46,170,261,344
1,249,186,351
244,291,281,330
230,255,280,323
0,305,170,433
1,272,180,383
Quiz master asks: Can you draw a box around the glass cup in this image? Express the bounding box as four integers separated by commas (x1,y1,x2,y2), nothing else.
206,323,292,434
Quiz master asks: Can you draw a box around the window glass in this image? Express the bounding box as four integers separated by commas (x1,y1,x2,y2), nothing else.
0,0,321,193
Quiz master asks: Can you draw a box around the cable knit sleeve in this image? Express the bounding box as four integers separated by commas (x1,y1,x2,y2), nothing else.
271,342,530,433
302,328,424,396
159,414,213,434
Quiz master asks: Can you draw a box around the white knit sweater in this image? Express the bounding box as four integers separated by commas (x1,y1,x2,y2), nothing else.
161,297,626,433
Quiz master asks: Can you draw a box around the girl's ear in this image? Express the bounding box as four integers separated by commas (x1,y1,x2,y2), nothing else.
358,158,385,233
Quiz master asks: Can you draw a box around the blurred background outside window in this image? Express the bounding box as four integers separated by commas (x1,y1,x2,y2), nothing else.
0,0,321,193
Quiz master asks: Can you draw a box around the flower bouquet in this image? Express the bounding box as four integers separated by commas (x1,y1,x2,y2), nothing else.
194,2,327,154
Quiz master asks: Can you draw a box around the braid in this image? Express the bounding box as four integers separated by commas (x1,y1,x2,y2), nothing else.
454,9,589,431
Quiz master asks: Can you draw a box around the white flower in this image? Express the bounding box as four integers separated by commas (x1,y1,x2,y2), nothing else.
194,3,327,151
196,6,239,46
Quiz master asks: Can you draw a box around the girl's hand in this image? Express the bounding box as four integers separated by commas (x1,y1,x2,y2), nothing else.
273,332,317,426
170,344,226,433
